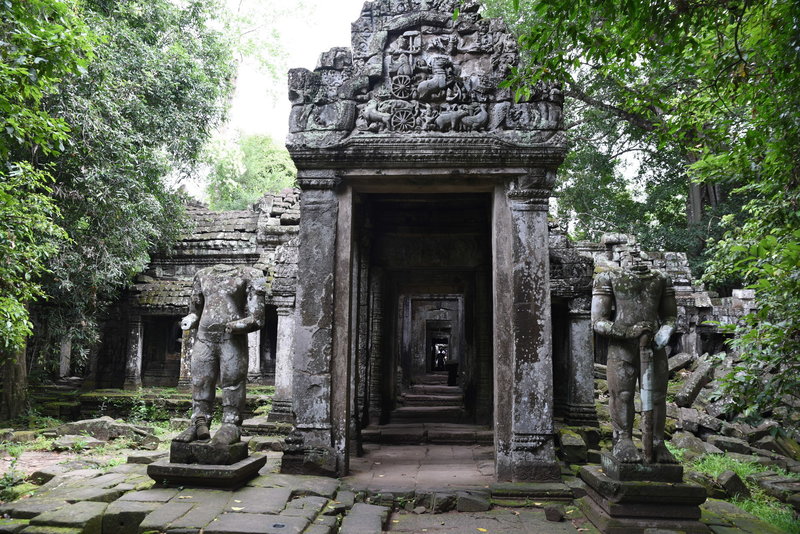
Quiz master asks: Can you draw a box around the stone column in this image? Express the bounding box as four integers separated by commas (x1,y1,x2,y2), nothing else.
495,172,560,481
283,172,344,476
59,339,72,378
268,304,295,422
566,297,599,426
123,316,143,390
247,330,262,383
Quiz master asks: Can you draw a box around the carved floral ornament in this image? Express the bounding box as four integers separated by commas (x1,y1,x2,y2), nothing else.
287,0,565,149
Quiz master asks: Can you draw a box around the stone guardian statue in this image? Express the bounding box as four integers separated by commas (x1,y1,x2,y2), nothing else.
175,264,266,448
591,253,677,464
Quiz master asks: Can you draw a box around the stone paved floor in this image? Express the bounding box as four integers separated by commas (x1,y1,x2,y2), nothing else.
385,508,591,533
0,447,789,534
346,444,495,491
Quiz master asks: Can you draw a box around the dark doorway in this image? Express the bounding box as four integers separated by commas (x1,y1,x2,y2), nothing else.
141,316,182,387
361,193,493,426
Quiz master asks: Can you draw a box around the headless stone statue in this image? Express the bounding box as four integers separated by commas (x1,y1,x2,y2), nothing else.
591,254,678,464
175,264,266,448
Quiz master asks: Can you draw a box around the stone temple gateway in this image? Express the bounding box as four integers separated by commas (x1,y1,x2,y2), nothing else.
282,0,592,481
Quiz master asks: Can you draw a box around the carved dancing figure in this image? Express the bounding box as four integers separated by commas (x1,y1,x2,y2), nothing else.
175,264,266,447
591,252,677,464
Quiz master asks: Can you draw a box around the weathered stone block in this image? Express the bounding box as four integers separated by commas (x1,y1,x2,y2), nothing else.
225,487,292,515
137,502,194,533
706,435,751,455
203,513,308,534
51,435,105,452
544,504,565,522
339,503,389,534
675,360,713,408
0,518,28,534
557,428,587,464
29,501,106,534
668,353,694,375
0,500,69,520
102,500,160,534
717,470,750,500
455,491,490,512
126,451,168,465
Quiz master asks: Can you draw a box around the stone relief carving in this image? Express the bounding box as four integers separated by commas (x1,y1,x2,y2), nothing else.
287,0,564,148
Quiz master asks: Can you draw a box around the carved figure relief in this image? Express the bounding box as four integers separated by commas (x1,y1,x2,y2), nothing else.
287,0,564,146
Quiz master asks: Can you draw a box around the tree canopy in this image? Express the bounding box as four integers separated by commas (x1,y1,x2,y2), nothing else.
0,0,236,412
482,0,800,425
205,134,296,211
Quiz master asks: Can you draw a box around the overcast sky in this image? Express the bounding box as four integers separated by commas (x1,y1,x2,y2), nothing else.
224,0,368,143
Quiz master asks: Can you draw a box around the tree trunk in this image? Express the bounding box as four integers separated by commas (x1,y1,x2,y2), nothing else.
1,344,29,420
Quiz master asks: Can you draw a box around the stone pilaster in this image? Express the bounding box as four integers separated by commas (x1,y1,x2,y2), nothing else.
501,172,560,481
247,330,262,383
177,328,194,391
123,316,143,390
566,297,599,426
283,173,342,476
268,304,296,423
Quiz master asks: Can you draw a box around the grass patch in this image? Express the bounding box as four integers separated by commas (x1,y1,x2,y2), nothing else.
681,451,800,533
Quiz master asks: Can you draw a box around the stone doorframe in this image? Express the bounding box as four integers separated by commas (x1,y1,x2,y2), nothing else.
283,157,564,482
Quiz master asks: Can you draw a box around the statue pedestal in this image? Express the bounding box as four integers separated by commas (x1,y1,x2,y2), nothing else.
147,439,264,489
169,439,248,465
578,458,710,534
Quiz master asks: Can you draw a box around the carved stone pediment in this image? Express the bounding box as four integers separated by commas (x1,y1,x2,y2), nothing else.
287,0,565,157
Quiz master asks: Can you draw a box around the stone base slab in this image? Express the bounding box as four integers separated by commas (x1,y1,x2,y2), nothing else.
600,452,683,483
148,454,266,489
578,496,710,534
170,440,248,466
579,465,708,533
580,465,706,505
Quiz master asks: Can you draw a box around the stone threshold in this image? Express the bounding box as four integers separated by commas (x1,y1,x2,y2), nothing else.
361,423,494,445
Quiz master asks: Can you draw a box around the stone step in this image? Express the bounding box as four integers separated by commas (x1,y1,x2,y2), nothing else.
361,424,493,445
399,394,463,407
408,384,462,395
390,406,468,424
413,373,449,385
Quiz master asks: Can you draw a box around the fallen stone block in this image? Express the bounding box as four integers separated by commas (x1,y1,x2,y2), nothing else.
717,470,750,499
756,476,800,502
544,504,565,522
706,435,752,455
743,420,780,444
126,451,168,465
557,428,587,465
679,407,722,434
670,431,722,459
788,493,800,512
55,416,158,449
51,435,105,452
668,353,693,375
674,359,713,408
